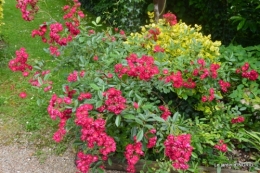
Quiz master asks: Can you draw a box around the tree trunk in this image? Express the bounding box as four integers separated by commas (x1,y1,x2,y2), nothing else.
153,0,166,23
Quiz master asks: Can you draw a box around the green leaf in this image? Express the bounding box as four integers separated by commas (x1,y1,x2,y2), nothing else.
84,99,97,104
178,126,188,132
92,21,97,26
128,90,133,97
90,83,100,90
182,93,188,100
239,107,247,111
37,99,42,106
95,100,103,108
172,112,180,122
144,124,155,129
237,19,246,30
135,118,143,125
115,115,121,127
217,165,221,173
230,16,243,21
122,74,128,82
79,37,85,43
98,90,103,99
191,152,198,159
147,3,154,11
43,73,51,81
153,116,165,123
123,114,136,119
138,114,146,121
33,65,42,70
142,104,153,110
136,129,144,142
96,16,101,24
108,158,112,166
38,77,43,86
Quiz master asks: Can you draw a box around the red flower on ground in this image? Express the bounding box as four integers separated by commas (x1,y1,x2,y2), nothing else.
19,91,27,99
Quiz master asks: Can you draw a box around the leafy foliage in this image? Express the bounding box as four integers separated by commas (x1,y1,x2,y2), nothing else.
166,0,260,46
46,15,260,172
79,0,149,32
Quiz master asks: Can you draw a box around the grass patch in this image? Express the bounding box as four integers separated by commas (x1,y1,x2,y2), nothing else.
0,0,96,154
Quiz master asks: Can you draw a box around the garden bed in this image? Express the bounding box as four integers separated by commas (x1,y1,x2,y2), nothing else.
104,157,259,173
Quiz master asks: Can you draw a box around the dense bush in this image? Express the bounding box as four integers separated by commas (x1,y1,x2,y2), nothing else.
46,14,260,172
166,0,260,46
79,0,149,33
11,0,260,172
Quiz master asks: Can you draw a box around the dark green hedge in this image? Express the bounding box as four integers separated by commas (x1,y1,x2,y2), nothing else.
79,0,149,33
79,0,260,46
166,0,260,46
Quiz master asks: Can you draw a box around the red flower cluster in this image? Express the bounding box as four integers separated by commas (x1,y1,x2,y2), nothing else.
31,0,84,56
78,92,92,101
16,0,39,21
158,105,171,120
115,54,159,81
214,140,227,152
67,70,85,82
98,88,127,115
124,138,144,173
236,62,259,81
153,45,165,53
145,129,157,148
63,0,84,20
76,152,98,173
210,63,221,79
183,78,196,89
8,47,32,72
219,80,231,92
148,28,160,41
47,94,72,120
31,23,47,42
164,134,193,170
231,116,245,124
163,12,177,26
64,85,77,98
201,88,215,102
47,94,72,142
193,59,220,79
163,70,196,89
164,71,183,88
76,114,116,160
67,70,78,82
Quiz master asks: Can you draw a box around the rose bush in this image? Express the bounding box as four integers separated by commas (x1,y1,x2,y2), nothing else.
10,0,260,172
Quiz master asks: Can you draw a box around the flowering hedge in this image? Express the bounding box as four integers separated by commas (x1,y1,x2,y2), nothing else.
10,1,260,173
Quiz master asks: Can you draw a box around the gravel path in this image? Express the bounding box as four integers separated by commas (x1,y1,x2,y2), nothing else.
0,115,127,173
0,144,126,173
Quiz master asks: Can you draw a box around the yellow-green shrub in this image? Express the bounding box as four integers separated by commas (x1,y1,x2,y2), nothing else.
127,16,221,65
0,0,4,30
